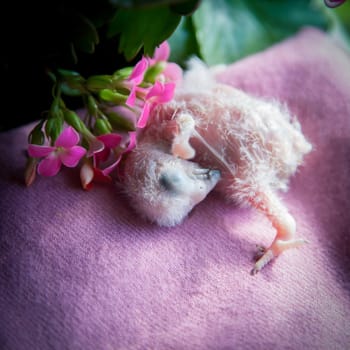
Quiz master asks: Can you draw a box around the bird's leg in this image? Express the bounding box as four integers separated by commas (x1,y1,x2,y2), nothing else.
171,113,196,160
249,190,308,275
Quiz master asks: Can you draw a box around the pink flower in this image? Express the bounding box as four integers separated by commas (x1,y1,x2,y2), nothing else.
24,157,38,186
125,42,181,127
99,131,137,176
149,41,183,84
126,57,148,107
28,126,86,176
80,160,112,191
80,131,137,189
126,131,137,152
93,133,123,176
86,137,105,158
137,81,176,128
152,41,171,62
162,63,183,84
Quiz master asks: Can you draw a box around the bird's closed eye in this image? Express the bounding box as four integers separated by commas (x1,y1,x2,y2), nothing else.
159,173,182,192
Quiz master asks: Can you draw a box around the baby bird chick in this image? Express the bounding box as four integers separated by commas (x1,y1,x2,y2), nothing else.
121,62,312,274
122,143,221,227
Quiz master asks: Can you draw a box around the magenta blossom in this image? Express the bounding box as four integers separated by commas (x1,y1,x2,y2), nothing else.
80,160,113,191
149,41,183,84
137,81,176,128
28,126,86,176
80,132,123,191
126,57,148,107
92,133,123,176
80,131,137,190
152,41,170,62
99,131,137,176
86,136,105,158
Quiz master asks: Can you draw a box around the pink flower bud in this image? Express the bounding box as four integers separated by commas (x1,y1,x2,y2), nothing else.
24,157,38,186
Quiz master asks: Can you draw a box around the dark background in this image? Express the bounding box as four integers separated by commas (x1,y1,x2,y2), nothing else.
1,1,132,132
2,0,349,132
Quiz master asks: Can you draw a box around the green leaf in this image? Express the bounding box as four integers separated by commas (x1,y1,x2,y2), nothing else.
317,0,350,49
246,0,329,37
110,0,197,8
170,0,202,15
192,0,329,65
333,1,350,28
168,16,200,66
70,14,99,55
108,5,181,60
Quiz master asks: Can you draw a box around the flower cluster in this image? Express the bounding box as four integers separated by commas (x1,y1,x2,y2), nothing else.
25,42,182,189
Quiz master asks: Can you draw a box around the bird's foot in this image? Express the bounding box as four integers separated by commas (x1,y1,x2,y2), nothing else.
251,238,308,275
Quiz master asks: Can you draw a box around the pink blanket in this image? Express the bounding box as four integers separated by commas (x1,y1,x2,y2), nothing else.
1,27,350,349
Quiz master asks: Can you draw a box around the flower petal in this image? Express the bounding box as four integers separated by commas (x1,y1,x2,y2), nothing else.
94,168,113,184
101,156,122,176
80,161,95,190
55,126,80,148
94,147,110,165
156,82,175,103
60,146,86,167
125,131,137,152
137,102,151,128
146,81,175,104
126,86,137,107
87,137,105,157
28,144,55,158
146,81,163,100
37,154,61,176
153,41,170,61
97,133,122,148
24,157,38,186
163,63,183,83
129,57,148,84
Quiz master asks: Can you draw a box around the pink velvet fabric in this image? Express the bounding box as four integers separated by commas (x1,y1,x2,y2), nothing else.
1,28,350,349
